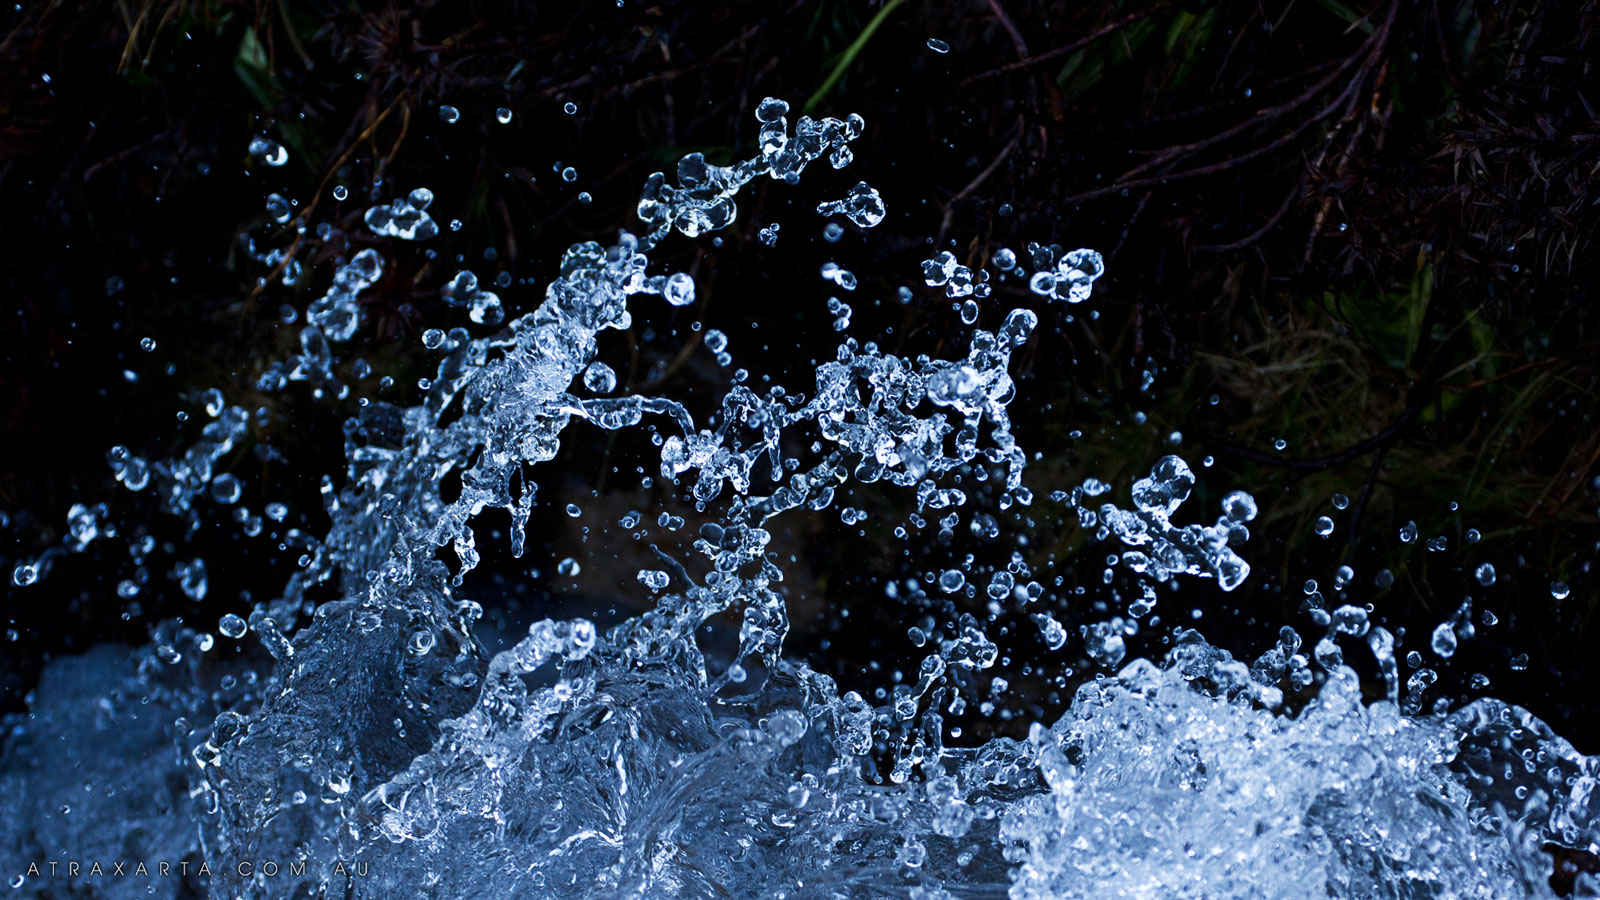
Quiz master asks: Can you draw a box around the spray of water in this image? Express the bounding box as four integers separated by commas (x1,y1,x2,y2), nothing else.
3,98,1598,900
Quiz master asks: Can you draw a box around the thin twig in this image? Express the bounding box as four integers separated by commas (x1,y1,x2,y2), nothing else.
937,128,1021,245
963,0,1184,85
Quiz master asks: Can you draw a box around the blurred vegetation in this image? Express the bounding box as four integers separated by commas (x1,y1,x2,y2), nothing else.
1,0,1597,754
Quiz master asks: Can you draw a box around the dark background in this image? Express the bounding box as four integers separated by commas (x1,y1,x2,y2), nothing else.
2,0,1597,751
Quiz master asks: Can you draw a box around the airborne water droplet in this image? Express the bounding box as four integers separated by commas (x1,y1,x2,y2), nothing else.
218,613,247,639
1431,622,1458,658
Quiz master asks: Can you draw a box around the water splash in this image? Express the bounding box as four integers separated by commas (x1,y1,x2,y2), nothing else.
3,96,1598,900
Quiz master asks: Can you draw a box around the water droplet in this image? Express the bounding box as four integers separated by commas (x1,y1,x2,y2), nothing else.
439,104,460,124
265,193,291,223
218,613,247,639
211,473,242,504
248,136,288,166
582,362,617,393
12,561,39,586
1430,622,1458,658
1221,491,1258,523
1313,516,1334,537
1474,562,1495,586
496,107,513,124
927,38,950,53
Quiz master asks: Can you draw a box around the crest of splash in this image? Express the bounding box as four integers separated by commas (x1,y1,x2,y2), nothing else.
3,98,1599,900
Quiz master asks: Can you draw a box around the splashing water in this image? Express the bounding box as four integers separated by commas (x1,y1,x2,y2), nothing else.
4,97,1599,900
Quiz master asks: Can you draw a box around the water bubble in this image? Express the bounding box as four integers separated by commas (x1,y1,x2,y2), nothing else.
333,185,348,201
1474,563,1496,586
556,557,581,577
439,104,460,124
422,329,446,350
1331,493,1349,510
496,107,513,124
758,224,780,246
566,503,582,518
938,569,965,593
822,222,845,243
562,167,577,183
1313,516,1334,537
927,38,950,53
563,101,577,115
1273,438,1288,451
1551,580,1570,600
1510,653,1530,671
140,336,156,352
992,247,1016,270
1399,521,1417,543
